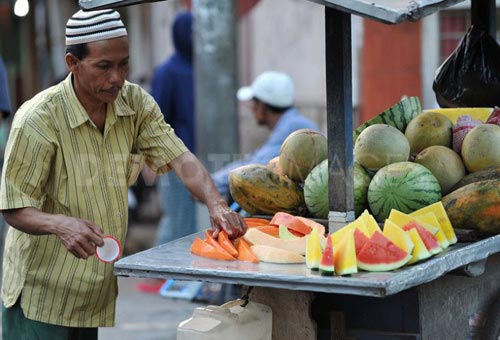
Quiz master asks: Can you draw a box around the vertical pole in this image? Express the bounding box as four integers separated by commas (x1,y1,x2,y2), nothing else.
325,8,354,231
192,0,239,172
471,0,496,39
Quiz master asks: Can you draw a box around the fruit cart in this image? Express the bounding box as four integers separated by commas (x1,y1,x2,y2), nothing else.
82,0,500,338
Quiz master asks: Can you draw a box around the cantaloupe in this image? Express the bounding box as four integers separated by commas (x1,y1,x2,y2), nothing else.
250,245,305,264
461,124,500,173
405,111,453,154
243,228,306,255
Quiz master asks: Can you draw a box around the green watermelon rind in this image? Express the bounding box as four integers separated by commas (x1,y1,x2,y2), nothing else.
304,159,329,219
353,96,422,141
367,162,442,222
357,253,412,272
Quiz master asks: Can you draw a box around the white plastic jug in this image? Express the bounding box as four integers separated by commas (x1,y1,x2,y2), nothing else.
177,299,272,340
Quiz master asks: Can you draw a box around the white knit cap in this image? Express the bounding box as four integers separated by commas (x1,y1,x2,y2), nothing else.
66,9,128,46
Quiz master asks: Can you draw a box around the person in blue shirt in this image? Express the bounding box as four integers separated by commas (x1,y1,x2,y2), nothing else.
136,11,197,294
212,71,319,198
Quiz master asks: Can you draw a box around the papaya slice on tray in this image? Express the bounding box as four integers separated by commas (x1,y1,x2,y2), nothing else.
236,238,259,263
190,236,235,261
204,230,234,258
244,217,271,227
254,225,280,237
296,216,326,236
218,230,239,257
270,212,311,235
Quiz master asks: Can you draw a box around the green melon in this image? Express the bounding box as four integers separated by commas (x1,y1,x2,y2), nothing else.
461,124,500,173
303,160,373,219
367,162,441,222
354,124,410,172
404,111,453,154
279,129,328,182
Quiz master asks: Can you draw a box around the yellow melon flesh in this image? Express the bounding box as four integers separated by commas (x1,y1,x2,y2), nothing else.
382,219,414,255
411,212,449,249
406,228,432,265
306,227,322,270
410,202,457,244
334,232,358,275
244,228,306,255
361,209,382,236
331,216,370,246
388,209,439,234
250,245,305,264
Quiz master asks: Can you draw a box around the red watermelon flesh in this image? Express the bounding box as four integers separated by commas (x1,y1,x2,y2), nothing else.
319,235,335,275
357,231,411,272
354,228,370,255
403,221,441,255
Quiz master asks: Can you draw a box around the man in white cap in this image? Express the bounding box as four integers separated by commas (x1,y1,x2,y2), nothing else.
212,71,319,199
0,9,246,338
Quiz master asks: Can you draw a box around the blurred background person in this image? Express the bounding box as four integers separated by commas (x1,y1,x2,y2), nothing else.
212,71,320,202
136,11,198,294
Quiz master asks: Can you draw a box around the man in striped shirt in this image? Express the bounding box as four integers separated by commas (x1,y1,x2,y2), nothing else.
0,9,246,339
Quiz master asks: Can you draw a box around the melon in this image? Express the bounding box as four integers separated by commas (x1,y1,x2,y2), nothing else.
243,228,306,255
303,160,373,219
354,228,370,255
354,162,372,216
354,124,410,172
410,213,449,249
367,162,442,222
360,209,382,236
279,129,328,182
414,145,466,195
406,228,432,265
331,217,368,246
388,209,439,235
404,111,453,154
356,231,411,272
461,124,500,173
334,232,358,275
410,202,457,245
306,227,322,270
382,219,414,255
402,222,441,255
304,159,328,218
319,235,335,275
270,212,311,235
250,245,305,264
267,156,283,175
278,225,298,240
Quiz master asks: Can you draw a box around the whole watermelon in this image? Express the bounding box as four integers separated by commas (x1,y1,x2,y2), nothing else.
367,162,441,222
279,129,327,182
303,160,373,219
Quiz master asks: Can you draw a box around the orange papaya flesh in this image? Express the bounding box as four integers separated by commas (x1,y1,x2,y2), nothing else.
190,237,235,261
236,237,260,263
244,217,271,227
254,225,280,237
270,212,311,235
204,230,234,258
218,230,239,257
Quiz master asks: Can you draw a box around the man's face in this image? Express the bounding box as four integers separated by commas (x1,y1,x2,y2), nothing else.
251,100,267,126
67,37,129,105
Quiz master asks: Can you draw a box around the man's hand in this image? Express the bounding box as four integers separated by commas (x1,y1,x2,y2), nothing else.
209,201,247,239
3,207,105,259
55,216,105,259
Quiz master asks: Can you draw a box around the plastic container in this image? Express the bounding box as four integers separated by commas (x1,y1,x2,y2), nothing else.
177,299,272,340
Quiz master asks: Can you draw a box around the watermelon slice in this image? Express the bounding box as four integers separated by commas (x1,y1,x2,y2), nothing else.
382,219,414,255
402,221,441,256
361,209,382,236
406,228,431,264
411,212,450,249
334,232,358,275
319,235,335,275
410,201,457,245
357,231,411,272
306,227,322,270
354,228,370,255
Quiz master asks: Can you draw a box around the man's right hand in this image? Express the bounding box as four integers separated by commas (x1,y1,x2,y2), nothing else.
3,207,105,259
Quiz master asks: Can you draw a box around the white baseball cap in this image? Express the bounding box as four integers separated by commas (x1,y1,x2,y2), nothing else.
237,71,294,108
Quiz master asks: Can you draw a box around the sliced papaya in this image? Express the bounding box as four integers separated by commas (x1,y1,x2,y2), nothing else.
204,230,234,258
296,216,326,236
190,237,235,261
218,230,239,257
244,217,271,227
236,238,259,263
270,212,311,235
254,225,280,237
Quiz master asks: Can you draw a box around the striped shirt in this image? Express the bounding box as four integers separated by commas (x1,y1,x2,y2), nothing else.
0,74,187,327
